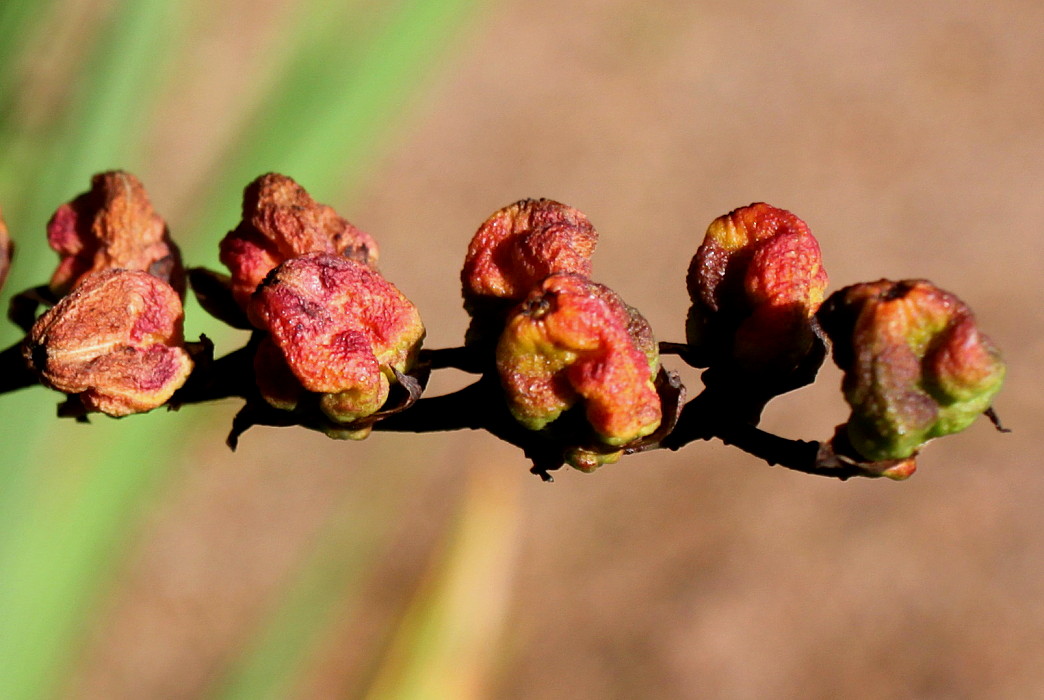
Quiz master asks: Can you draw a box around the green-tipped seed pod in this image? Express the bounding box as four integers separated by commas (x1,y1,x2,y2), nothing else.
818,279,1005,461
496,273,661,463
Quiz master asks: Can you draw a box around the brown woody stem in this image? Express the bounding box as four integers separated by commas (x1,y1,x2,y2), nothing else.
0,340,37,394
0,337,918,481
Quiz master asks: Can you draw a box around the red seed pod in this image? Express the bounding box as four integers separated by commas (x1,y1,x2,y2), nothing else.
0,206,12,293
496,273,661,456
461,199,597,345
686,203,828,373
220,173,378,309
462,199,597,303
46,171,183,297
24,269,193,416
248,253,424,432
818,279,1006,462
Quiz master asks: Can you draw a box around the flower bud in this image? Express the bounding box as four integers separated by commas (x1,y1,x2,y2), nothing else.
46,171,183,297
248,253,424,432
462,199,597,346
220,173,378,308
496,273,661,454
0,206,12,293
817,279,1006,462
686,203,828,372
24,269,193,416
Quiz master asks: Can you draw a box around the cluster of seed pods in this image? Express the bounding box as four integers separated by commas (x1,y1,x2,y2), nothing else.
3,171,1006,478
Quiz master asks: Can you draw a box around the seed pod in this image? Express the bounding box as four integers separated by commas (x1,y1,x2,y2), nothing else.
686,203,828,372
817,279,1006,461
462,199,597,346
496,273,661,450
0,206,12,292
220,173,378,308
46,171,183,297
24,269,193,416
249,253,424,431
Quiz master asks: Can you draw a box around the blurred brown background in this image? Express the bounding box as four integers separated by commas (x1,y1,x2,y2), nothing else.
39,0,1044,697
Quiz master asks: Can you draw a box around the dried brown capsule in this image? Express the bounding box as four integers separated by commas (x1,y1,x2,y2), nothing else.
496,273,661,467
220,173,378,308
818,279,1006,462
461,199,597,346
248,253,424,434
46,171,183,297
686,203,828,373
24,269,193,416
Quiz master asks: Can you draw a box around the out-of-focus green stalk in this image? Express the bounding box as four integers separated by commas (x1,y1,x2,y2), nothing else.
211,472,396,700
0,416,193,699
363,471,521,700
0,0,63,93
214,468,520,700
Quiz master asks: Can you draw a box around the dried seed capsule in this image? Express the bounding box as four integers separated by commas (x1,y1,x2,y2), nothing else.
46,171,183,296
686,203,828,372
220,173,378,308
462,199,597,346
249,253,424,431
817,279,1006,461
496,273,661,450
24,269,193,416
